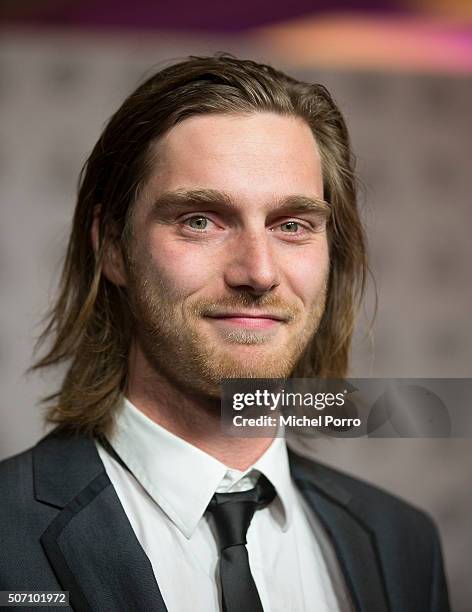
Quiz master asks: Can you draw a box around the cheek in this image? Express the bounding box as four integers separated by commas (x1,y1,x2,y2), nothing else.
284,243,329,304
147,232,216,294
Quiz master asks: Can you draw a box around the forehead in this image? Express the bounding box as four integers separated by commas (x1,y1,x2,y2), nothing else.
143,112,324,209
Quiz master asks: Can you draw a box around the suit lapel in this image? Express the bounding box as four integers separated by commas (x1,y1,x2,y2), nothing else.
34,430,167,612
289,449,390,612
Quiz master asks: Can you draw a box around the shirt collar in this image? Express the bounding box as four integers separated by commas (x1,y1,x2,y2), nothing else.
108,397,293,538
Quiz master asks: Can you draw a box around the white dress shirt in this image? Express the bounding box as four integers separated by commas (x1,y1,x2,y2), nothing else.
96,398,352,612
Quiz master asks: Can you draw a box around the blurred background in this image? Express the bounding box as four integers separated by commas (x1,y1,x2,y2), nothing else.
1,1,471,610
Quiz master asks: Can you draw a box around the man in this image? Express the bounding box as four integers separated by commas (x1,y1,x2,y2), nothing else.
0,55,449,611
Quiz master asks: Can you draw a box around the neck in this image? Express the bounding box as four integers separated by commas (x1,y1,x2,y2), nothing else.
125,343,274,470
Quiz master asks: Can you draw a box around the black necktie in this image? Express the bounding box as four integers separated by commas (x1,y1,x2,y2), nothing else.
206,474,276,612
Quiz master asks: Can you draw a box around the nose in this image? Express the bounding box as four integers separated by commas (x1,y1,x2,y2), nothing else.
223,230,280,295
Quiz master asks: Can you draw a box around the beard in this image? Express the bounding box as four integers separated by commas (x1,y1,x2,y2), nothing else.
126,254,328,398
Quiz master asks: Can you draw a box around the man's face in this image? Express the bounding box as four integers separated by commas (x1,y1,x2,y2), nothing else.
125,112,330,396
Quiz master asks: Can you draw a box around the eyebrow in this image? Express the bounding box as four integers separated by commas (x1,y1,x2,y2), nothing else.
150,189,331,219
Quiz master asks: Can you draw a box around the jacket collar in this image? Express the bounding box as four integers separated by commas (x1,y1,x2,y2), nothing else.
33,429,104,509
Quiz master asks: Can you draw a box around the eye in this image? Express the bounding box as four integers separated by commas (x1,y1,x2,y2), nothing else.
184,216,210,230
280,221,301,233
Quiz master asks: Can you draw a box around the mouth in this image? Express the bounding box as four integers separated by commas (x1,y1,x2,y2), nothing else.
204,312,288,329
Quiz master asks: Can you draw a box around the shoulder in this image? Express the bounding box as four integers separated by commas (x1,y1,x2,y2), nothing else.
0,431,102,565
0,429,100,517
288,447,440,542
0,444,35,501
0,444,55,575
289,448,450,610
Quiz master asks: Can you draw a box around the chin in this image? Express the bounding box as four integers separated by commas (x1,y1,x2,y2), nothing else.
210,357,295,381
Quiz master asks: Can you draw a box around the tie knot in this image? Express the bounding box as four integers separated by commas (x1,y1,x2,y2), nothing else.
207,475,276,550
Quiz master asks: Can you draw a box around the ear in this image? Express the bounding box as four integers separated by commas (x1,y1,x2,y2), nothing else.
91,206,127,287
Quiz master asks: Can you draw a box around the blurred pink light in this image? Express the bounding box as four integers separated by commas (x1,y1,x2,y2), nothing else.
252,14,472,73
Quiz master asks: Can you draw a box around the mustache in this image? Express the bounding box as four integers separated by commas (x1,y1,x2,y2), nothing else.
189,294,301,322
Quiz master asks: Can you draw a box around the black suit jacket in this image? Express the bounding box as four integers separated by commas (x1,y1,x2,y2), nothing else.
0,429,450,612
